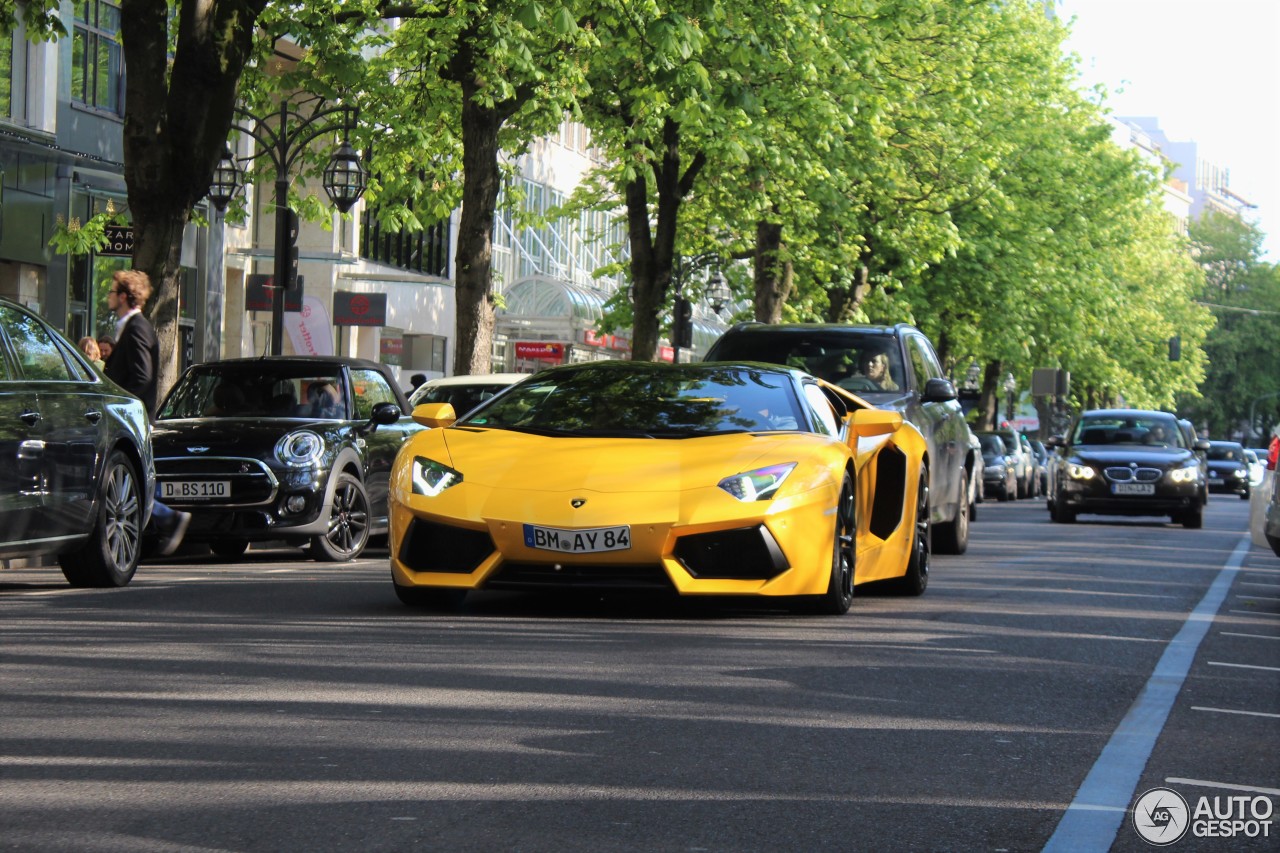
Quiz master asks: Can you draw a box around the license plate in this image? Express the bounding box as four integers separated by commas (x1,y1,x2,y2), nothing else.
523,524,631,553
161,480,230,500
1112,483,1155,496
1208,477,1224,485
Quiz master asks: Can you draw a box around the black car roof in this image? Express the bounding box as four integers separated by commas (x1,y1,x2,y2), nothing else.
189,355,388,370
718,321,920,338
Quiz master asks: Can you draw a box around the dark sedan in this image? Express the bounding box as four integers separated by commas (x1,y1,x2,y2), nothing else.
0,297,155,586
976,432,1017,501
1205,440,1250,499
1045,409,1209,528
153,356,423,561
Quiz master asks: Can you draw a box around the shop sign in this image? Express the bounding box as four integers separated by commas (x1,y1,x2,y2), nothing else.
583,329,631,353
515,341,565,362
100,225,134,257
246,273,302,312
380,335,403,366
333,291,388,326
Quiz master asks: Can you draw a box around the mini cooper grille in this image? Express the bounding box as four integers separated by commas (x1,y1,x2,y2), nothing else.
399,519,495,573
155,456,276,505
486,562,673,591
1104,466,1163,483
673,526,789,580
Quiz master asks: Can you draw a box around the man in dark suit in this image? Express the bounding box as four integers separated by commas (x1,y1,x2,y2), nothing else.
105,269,190,555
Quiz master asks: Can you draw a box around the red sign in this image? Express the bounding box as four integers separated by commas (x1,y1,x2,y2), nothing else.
333,291,387,326
515,341,565,362
583,330,631,352
658,346,674,363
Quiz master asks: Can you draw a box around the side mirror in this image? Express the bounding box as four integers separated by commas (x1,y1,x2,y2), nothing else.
1194,438,1211,453
413,402,457,429
1044,435,1065,448
360,401,403,434
921,377,957,403
849,407,904,437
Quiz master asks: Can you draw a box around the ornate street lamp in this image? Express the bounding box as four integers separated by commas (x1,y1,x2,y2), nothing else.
208,98,366,355
207,146,243,213
706,270,731,315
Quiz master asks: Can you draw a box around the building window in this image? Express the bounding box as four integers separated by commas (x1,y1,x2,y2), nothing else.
72,0,123,115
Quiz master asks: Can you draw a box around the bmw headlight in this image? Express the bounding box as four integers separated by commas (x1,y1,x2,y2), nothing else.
1066,462,1095,481
1232,469,1246,479
412,457,463,497
275,430,324,467
1168,464,1200,484
718,463,796,501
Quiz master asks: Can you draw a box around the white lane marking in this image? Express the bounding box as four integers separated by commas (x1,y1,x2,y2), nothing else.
1229,610,1280,617
1192,706,1280,719
1165,778,1280,797
1220,631,1280,640
1208,661,1280,672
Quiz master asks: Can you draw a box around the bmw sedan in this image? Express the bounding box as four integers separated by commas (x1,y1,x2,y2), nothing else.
1206,440,1251,499
1045,409,1209,528
153,356,423,561
0,297,154,586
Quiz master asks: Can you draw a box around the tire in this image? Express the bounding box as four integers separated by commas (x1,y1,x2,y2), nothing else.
310,472,371,562
394,582,467,610
934,472,969,555
210,538,249,559
1000,479,1015,502
1268,534,1280,558
1179,505,1204,529
1240,487,1250,501
59,450,144,588
893,469,930,596
811,472,856,615
1051,495,1076,524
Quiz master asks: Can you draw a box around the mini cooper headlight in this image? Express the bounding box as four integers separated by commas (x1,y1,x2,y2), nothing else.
275,430,324,467
1168,464,1200,484
412,457,463,497
718,462,797,501
1066,462,1096,481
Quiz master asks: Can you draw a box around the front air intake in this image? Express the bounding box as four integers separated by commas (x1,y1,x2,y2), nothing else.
398,519,495,573
674,526,789,580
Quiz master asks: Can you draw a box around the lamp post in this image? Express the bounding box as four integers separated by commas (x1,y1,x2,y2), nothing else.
206,98,367,355
1002,372,1018,424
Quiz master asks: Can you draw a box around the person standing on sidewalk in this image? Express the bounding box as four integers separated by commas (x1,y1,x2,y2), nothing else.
105,269,191,556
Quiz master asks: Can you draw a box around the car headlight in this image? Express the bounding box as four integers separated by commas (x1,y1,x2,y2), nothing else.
275,430,324,467
1168,464,1200,484
1232,469,1246,479
1066,462,1095,481
718,463,796,501
412,457,463,497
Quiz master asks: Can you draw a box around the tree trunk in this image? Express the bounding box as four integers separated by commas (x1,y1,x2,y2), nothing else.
752,219,790,323
625,117,702,360
120,0,265,397
452,92,503,375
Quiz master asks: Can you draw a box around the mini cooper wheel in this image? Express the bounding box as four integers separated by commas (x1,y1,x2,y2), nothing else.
59,450,144,588
894,469,930,596
812,472,856,615
311,472,370,562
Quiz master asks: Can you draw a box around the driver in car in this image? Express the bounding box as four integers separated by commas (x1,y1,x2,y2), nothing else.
857,350,899,391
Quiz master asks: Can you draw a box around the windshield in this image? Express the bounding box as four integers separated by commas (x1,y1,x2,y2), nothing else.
1207,443,1244,461
978,435,1005,456
1072,415,1185,448
159,366,347,419
459,364,809,436
706,330,904,395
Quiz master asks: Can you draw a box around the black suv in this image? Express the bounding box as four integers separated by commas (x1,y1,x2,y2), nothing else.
704,322,975,554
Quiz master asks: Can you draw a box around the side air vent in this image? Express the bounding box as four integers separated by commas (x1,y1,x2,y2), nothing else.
674,526,789,580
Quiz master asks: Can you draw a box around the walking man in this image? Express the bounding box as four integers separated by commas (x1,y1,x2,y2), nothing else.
105,269,191,556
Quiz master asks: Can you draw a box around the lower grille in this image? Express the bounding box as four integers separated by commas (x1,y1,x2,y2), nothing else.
399,519,495,573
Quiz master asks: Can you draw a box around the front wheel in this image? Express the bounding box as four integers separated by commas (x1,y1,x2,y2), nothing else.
311,472,371,562
893,469,930,596
59,450,144,588
1178,505,1204,529
811,472,856,615
1051,495,1076,524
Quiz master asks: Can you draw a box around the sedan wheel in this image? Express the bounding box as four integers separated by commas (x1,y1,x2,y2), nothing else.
812,472,856,614
310,472,370,562
59,450,143,588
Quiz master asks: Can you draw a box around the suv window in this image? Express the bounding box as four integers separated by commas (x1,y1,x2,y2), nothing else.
904,334,941,388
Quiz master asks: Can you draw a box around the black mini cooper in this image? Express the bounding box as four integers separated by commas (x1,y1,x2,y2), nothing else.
153,356,423,561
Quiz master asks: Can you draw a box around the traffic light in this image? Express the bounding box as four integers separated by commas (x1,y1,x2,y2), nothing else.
674,297,693,348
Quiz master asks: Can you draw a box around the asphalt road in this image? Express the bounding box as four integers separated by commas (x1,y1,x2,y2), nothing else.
1,497,1276,853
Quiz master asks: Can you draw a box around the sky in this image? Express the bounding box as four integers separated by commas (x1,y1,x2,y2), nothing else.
1058,0,1280,261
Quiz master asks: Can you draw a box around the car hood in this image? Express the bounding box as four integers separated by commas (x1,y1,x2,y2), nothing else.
427,427,843,494
152,417,341,454
1070,446,1195,467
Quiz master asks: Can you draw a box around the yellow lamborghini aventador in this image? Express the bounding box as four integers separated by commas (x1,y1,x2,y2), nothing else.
388,360,929,614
